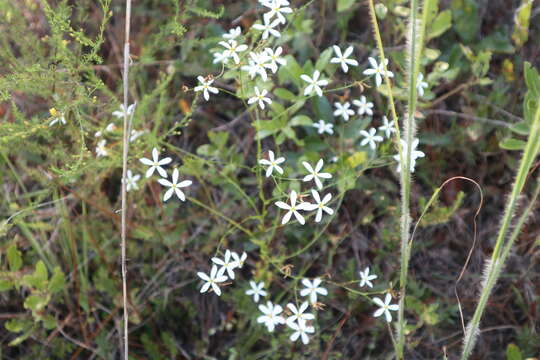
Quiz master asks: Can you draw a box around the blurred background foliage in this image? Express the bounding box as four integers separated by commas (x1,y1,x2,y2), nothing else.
0,0,539,359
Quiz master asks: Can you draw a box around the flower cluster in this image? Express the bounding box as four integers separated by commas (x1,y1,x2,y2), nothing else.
197,249,247,296
139,147,193,201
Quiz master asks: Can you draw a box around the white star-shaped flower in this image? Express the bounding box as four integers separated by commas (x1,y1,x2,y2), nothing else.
363,57,394,87
129,129,145,142
300,70,329,97
289,319,315,345
257,301,286,332
330,45,358,73
378,116,396,138
139,147,172,178
194,76,219,101
264,46,287,73
286,302,315,327
231,251,247,268
333,101,354,121
300,277,328,304
49,113,66,126
248,86,272,110
157,168,192,202
96,139,108,157
211,249,239,279
359,127,384,150
275,190,312,225
213,51,229,64
262,0,293,24
253,17,281,40
352,96,374,116
218,39,248,64
223,26,241,40
123,170,141,192
259,150,285,177
302,159,332,190
417,72,428,97
246,281,267,303
197,265,228,296
242,52,270,81
358,267,378,288
373,293,399,322
393,138,425,173
307,189,333,223
313,119,334,135
112,103,136,119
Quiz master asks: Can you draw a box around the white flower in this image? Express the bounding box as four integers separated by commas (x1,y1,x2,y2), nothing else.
96,139,108,157
49,113,66,126
246,281,267,303
194,76,219,101
373,293,399,322
417,72,428,97
262,0,293,24
112,103,136,119
330,45,358,73
300,278,328,304
264,47,286,73
307,189,333,223
223,26,241,40
286,302,315,327
378,116,396,138
242,52,270,81
211,249,239,280
363,57,394,87
358,267,377,288
259,150,285,177
248,87,272,110
352,96,374,116
232,251,247,268
213,51,229,64
313,119,334,135
157,168,192,202
123,170,141,192
289,319,315,345
197,265,228,296
300,70,328,97
393,138,425,173
253,18,281,40
275,190,312,225
105,122,116,132
359,127,384,150
333,101,354,121
139,147,172,178
219,39,248,64
257,301,286,332
302,159,332,190
129,129,145,142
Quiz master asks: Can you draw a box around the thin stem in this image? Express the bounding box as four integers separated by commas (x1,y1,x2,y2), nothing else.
461,98,540,359
121,0,132,359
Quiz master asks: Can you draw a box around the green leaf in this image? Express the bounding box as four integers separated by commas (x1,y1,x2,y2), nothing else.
506,343,523,360
512,0,532,48
0,279,13,291
509,121,530,136
290,115,312,126
7,244,22,272
428,10,452,40
451,0,479,43
312,96,333,121
499,138,527,151
274,88,297,101
524,62,540,97
48,266,65,294
22,260,48,290
24,293,50,312
315,47,334,72
337,0,355,12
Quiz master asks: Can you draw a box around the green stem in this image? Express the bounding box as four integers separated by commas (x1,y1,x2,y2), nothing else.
461,98,540,359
